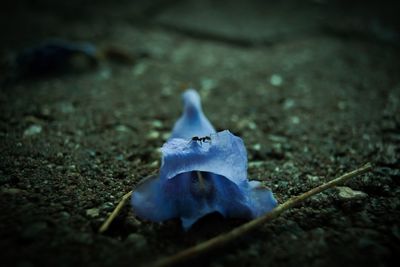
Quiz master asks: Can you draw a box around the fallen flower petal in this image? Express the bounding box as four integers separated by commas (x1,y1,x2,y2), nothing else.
160,131,247,185
132,131,277,229
131,90,277,229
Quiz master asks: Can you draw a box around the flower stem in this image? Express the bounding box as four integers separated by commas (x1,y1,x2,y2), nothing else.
150,163,373,267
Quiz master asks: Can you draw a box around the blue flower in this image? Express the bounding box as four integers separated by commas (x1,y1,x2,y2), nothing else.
131,89,277,229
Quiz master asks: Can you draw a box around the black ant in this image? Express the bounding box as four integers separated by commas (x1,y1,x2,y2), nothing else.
190,135,211,146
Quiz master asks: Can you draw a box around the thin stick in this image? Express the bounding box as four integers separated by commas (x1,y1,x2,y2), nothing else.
151,163,373,267
99,170,159,233
99,190,133,233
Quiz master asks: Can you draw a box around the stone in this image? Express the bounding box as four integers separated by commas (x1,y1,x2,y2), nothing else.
336,186,368,201
101,202,114,211
248,161,264,168
290,116,300,124
146,130,160,140
59,102,75,114
307,175,320,183
115,125,130,132
270,74,283,86
162,132,170,141
251,143,261,151
200,78,217,92
1,188,26,194
237,119,257,131
86,208,100,218
151,120,163,129
283,98,295,110
23,125,42,137
132,62,148,77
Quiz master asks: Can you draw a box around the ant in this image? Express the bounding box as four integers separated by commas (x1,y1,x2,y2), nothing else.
190,135,211,146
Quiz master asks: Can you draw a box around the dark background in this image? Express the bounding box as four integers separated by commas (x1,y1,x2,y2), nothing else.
1,0,399,266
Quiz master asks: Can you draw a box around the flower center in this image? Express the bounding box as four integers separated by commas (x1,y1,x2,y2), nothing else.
190,171,214,198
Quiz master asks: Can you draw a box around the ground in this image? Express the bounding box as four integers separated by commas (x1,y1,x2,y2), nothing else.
0,0,399,266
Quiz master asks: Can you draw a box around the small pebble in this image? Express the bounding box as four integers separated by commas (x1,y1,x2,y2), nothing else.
132,62,148,77
336,186,368,201
161,86,172,97
200,78,217,92
252,143,261,151
151,120,163,129
88,150,96,158
161,132,170,141
307,175,320,182
248,121,257,130
115,154,124,161
248,161,264,168
98,68,111,80
268,135,287,143
115,125,130,132
59,102,75,114
86,208,100,218
270,74,283,86
1,188,26,194
101,202,114,211
40,106,51,117
337,101,347,110
283,99,295,110
147,130,160,140
237,119,257,130
69,165,76,171
23,125,42,137
290,116,300,124
149,160,159,168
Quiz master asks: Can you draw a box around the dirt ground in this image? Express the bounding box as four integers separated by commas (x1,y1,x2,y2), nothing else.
1,0,399,266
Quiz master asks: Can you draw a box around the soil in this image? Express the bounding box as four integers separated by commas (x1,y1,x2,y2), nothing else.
1,1,399,267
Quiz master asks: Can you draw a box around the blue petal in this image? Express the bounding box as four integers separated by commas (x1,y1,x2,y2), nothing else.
160,130,247,185
170,89,215,139
130,175,177,222
131,130,278,229
247,181,278,217
131,89,278,229
132,171,253,230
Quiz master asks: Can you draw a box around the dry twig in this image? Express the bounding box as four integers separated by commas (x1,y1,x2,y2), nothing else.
99,170,158,233
99,190,133,233
151,163,373,267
